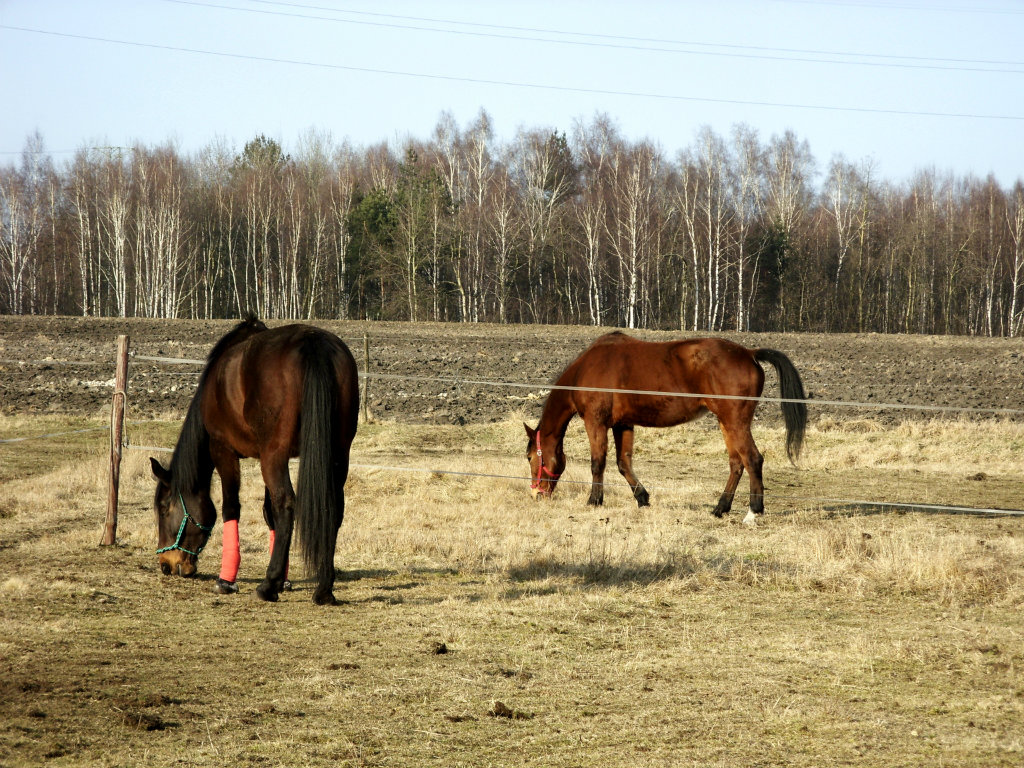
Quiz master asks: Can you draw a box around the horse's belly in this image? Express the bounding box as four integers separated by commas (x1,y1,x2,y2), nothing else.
616,397,704,428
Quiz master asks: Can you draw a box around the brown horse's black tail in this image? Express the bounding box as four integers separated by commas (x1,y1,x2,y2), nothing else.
754,348,808,463
296,337,346,590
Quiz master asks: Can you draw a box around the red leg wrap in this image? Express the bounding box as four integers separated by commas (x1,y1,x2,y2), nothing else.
219,519,240,582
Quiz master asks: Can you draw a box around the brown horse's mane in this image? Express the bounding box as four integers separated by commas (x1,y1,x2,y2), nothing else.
166,314,268,496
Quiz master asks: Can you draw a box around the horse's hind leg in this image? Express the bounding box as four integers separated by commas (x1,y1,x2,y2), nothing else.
743,435,765,517
714,423,764,521
262,489,291,589
712,452,743,518
613,426,649,507
312,490,344,606
712,422,746,518
257,458,295,602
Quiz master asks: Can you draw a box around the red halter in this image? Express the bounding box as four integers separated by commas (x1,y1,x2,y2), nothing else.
531,431,561,491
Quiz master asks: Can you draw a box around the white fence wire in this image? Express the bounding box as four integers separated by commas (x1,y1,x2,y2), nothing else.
3,346,1023,516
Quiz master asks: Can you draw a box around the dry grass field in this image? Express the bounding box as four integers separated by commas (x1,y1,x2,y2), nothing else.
1,319,1023,766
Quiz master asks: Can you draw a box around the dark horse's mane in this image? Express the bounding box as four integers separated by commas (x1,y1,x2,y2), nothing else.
167,314,268,496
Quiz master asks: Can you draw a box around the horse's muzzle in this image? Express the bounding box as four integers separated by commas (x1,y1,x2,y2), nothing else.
158,550,198,577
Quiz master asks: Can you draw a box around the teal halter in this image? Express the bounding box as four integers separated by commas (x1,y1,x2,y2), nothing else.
156,493,214,557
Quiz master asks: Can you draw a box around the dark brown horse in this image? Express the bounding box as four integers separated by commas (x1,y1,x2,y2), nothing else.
525,332,807,521
152,316,359,604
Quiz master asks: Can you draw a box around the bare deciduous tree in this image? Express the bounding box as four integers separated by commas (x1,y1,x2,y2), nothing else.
1,124,1022,338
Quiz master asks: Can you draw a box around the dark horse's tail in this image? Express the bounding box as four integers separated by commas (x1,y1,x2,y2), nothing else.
295,336,349,591
754,349,808,463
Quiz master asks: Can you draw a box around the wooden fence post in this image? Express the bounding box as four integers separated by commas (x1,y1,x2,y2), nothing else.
101,334,129,546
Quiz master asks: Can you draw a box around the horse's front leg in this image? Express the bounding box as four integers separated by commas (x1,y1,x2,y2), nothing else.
613,426,649,507
211,444,241,595
584,420,608,506
256,458,295,602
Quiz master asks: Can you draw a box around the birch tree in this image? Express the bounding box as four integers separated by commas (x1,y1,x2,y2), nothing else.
328,143,358,320
824,155,863,330
134,146,189,318
510,129,574,323
0,147,47,314
1006,181,1024,336
729,124,763,331
487,164,522,323
572,115,618,326
196,138,237,317
97,150,131,316
763,130,815,328
693,127,733,330
606,140,662,329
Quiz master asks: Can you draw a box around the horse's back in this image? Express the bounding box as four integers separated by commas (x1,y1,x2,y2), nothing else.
204,323,358,456
562,334,763,426
244,324,359,418
570,334,758,388
670,338,764,396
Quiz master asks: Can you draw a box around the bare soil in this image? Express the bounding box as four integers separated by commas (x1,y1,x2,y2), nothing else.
1,317,1023,767
2,315,1022,424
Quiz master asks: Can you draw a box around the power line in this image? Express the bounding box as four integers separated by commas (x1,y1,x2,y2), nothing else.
772,0,1024,15
2,24,1023,122
162,0,1024,75
239,0,1024,66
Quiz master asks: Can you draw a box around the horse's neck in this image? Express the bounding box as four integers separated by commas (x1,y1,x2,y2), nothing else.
170,397,215,495
539,389,575,444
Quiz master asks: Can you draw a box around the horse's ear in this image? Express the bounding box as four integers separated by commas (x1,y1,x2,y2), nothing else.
151,457,171,485
523,423,536,440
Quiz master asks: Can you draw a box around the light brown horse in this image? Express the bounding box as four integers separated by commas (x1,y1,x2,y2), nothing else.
525,332,807,520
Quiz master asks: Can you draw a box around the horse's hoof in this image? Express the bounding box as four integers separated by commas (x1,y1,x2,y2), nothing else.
214,578,238,595
742,509,759,527
256,582,279,602
635,490,650,508
313,592,337,606
587,496,604,507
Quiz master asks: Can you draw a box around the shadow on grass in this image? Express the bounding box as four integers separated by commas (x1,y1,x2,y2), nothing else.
504,550,799,590
246,566,482,606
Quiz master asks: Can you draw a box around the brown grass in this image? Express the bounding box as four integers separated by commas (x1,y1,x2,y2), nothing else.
1,413,1022,766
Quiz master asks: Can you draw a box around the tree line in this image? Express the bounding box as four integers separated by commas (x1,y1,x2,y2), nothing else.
2,112,1022,336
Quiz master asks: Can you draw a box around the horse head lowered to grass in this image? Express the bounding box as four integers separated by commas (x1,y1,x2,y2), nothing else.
152,315,359,604
525,332,807,521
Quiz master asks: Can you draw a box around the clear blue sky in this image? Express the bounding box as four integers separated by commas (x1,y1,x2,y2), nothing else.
2,0,1022,186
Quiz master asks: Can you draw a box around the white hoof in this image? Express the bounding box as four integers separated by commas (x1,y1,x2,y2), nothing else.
742,509,758,527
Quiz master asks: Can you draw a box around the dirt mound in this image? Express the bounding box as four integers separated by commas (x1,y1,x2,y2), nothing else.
1,316,1021,425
